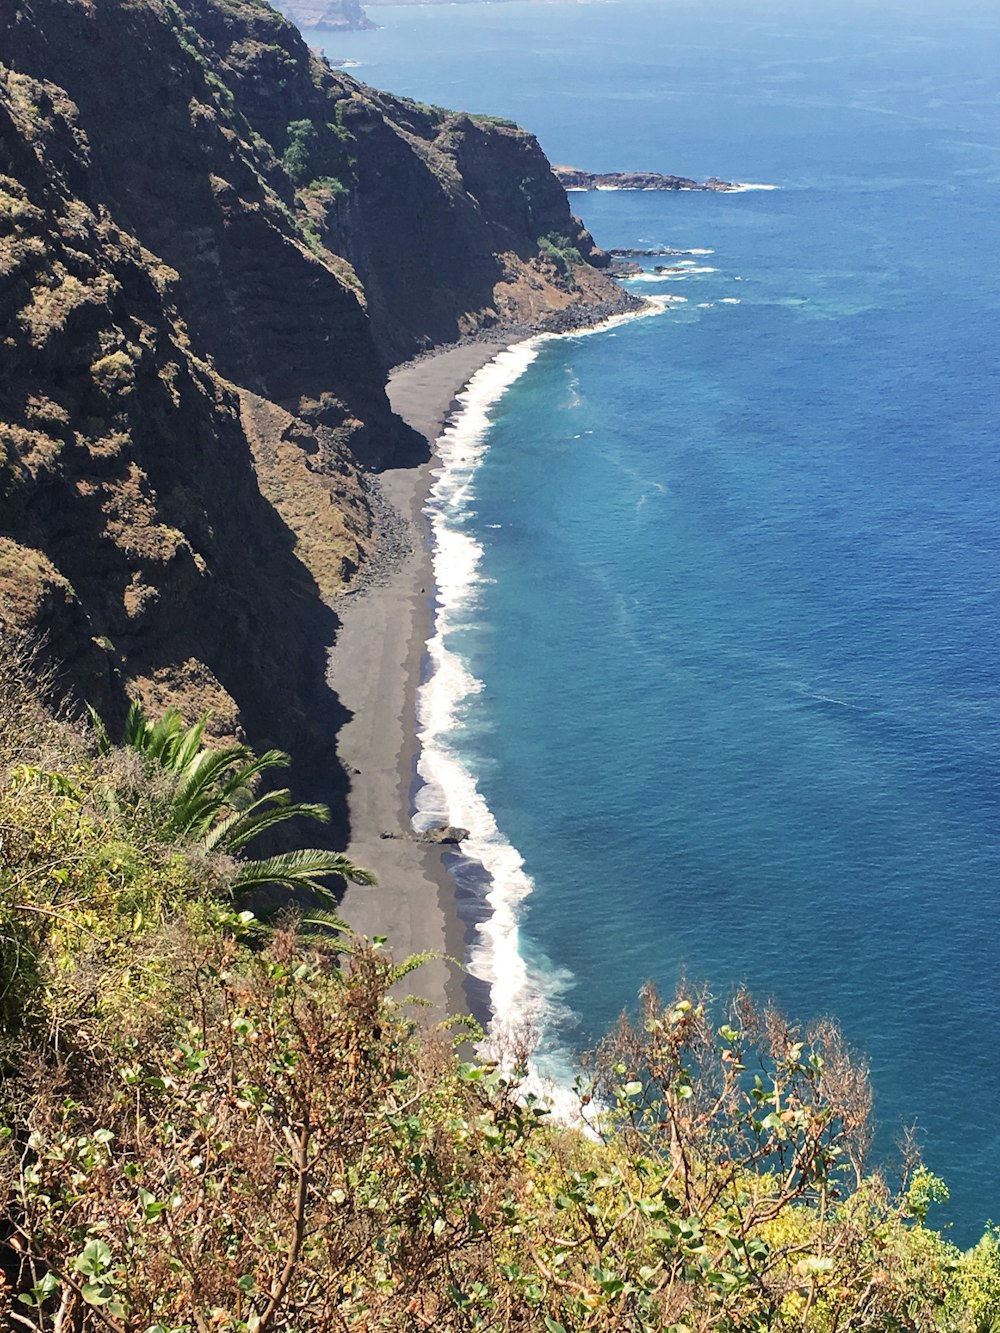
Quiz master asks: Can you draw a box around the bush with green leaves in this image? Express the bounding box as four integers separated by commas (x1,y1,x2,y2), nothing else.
3,935,996,1332
282,119,357,196
1,642,999,1330
0,648,371,1051
282,118,318,186
537,233,584,287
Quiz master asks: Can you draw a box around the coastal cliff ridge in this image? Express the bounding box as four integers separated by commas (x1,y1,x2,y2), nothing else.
0,0,630,825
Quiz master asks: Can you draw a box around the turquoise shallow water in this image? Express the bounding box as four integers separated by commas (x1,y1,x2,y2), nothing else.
314,0,1000,1242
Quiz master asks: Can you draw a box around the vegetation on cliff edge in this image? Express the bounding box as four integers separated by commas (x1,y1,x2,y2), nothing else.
1,639,999,1330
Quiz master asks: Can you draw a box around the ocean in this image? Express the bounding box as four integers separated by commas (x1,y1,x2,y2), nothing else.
310,0,1000,1242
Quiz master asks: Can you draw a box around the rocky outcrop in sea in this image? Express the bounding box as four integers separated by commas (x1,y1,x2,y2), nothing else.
554,166,739,192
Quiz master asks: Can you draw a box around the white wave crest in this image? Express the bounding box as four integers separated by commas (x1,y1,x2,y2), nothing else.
416,304,673,1104
731,181,780,192
626,269,715,284
560,294,680,336
416,343,548,1056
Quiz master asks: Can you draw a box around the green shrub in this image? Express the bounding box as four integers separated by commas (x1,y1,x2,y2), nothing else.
469,113,520,130
0,642,996,1331
283,118,319,186
538,231,583,285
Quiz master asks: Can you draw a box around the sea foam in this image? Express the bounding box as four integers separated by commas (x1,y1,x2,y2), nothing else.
626,268,716,283
415,300,672,1111
416,343,548,1049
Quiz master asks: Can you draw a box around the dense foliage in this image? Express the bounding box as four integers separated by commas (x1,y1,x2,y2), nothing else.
1,638,998,1331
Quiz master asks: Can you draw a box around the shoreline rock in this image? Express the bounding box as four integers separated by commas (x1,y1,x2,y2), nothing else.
273,0,376,30
390,286,647,374
554,166,739,193
377,825,471,845
610,247,701,258
417,824,470,846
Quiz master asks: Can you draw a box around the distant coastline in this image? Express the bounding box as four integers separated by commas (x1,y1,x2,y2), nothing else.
277,0,630,34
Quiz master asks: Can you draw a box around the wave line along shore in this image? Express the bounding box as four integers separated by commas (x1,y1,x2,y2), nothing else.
333,299,672,1066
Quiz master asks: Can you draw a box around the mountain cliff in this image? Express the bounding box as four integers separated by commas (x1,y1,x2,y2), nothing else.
0,0,627,811
273,0,374,29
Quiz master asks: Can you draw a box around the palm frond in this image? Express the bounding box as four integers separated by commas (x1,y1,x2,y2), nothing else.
85,703,373,909
128,704,186,763
297,907,352,938
220,801,330,854
201,790,289,853
168,747,254,834
232,849,376,898
216,749,291,804
87,703,113,756
170,714,211,771
121,699,150,751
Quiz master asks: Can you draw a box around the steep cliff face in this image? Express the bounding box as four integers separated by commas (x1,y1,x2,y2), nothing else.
0,0,626,803
0,65,360,805
3,0,402,467
154,0,618,360
305,97,616,362
272,0,373,30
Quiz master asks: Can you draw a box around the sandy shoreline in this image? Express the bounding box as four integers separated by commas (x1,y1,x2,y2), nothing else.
330,342,512,1019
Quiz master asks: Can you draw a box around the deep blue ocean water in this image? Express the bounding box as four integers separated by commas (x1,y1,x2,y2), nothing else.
311,0,1000,1243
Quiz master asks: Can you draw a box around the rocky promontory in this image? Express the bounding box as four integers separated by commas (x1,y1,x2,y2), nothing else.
273,0,374,29
554,166,739,193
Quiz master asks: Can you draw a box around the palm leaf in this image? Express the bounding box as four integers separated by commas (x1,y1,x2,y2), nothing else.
297,906,353,939
87,703,374,905
87,703,113,756
121,699,150,751
232,849,376,898
132,705,185,762
224,794,330,847
167,747,254,836
218,800,331,854
201,789,291,853
215,749,291,805
170,714,211,771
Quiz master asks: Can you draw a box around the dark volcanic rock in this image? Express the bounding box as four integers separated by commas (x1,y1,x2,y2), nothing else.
0,68,352,819
610,247,700,258
554,166,739,193
418,825,471,846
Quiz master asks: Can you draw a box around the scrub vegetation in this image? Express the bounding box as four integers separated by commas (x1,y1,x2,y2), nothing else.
1,636,998,1331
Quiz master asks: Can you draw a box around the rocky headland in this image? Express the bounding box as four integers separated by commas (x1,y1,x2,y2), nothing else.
273,0,374,29
554,166,739,192
273,0,624,23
